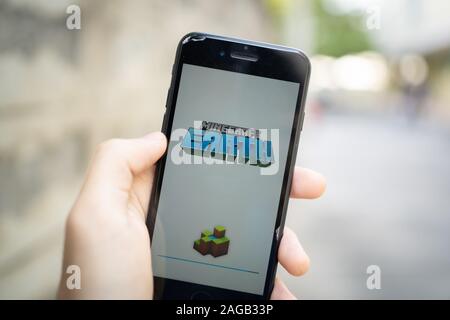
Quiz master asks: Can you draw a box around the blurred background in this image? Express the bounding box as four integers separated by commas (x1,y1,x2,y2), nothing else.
0,0,449,299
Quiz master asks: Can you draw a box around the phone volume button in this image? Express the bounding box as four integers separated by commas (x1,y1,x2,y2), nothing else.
299,112,305,130
275,227,281,241
161,111,168,130
165,86,172,108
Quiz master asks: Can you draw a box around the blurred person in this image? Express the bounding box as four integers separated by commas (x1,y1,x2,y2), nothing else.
57,132,326,299
398,54,431,123
401,82,430,123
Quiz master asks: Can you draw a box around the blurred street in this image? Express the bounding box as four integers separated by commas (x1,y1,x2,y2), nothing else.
284,111,450,299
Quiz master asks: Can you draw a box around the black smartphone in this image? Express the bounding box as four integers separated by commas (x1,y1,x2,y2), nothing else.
147,32,310,300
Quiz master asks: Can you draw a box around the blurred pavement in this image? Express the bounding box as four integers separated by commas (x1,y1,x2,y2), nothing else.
282,111,450,299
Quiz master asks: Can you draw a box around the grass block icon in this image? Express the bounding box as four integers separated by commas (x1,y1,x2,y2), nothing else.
194,225,230,257
213,225,226,238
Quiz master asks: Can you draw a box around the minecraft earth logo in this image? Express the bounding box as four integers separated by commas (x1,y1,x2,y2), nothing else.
193,226,230,257
181,121,274,167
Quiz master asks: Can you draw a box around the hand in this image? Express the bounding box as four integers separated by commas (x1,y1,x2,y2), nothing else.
58,132,325,299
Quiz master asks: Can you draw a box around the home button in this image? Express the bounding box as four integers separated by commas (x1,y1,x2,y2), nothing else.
190,291,213,300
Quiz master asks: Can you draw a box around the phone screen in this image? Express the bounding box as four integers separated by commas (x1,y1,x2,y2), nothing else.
151,63,300,295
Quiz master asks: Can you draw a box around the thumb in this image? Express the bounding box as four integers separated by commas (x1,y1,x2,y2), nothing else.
84,132,167,194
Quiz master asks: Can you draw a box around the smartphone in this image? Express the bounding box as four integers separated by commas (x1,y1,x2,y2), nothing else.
147,32,310,299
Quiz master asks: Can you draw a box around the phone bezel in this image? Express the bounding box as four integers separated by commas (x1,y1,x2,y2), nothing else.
147,32,311,300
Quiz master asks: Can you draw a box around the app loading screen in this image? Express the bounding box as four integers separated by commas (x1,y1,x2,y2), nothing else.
151,63,299,295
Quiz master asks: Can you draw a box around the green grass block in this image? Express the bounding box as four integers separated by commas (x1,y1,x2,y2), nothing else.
201,229,213,238
212,237,229,245
214,225,226,238
215,226,226,233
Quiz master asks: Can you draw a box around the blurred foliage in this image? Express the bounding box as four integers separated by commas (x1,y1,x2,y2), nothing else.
312,0,372,57
264,0,293,29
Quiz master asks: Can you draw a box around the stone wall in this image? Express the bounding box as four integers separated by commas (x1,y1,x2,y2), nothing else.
0,0,275,298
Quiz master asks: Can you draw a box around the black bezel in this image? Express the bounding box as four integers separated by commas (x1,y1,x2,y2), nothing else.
146,32,311,300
